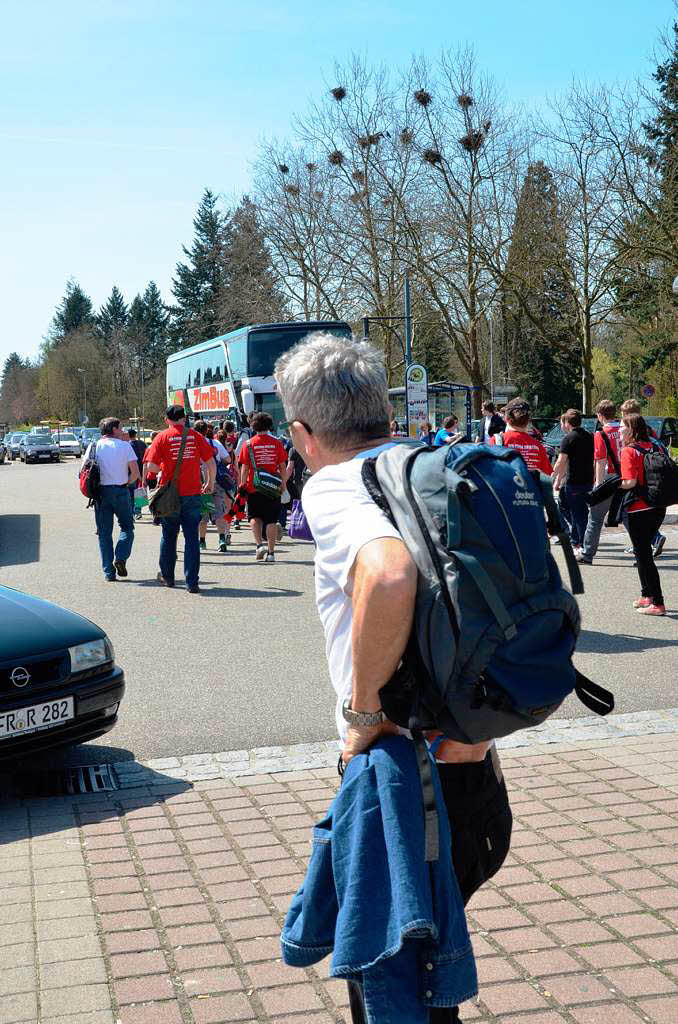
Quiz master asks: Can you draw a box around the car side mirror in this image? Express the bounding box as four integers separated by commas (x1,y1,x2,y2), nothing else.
241,389,255,416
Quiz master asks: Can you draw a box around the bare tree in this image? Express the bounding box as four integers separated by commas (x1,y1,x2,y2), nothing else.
537,84,636,412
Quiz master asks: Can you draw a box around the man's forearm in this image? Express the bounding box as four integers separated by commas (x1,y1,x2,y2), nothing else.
594,459,606,487
350,539,418,711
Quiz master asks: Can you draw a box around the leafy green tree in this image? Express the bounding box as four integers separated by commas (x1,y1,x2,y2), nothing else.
502,162,580,416
48,279,95,344
171,189,229,345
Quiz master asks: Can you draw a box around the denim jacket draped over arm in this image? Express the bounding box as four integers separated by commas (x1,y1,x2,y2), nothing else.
281,735,478,1023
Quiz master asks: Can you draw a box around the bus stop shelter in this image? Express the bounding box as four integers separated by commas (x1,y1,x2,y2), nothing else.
388,381,482,440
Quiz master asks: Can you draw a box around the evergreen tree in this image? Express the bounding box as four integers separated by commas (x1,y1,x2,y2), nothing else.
171,189,229,345
0,353,41,424
502,162,580,415
97,285,129,337
614,24,678,391
97,286,129,400
49,279,95,343
220,197,287,329
126,282,171,420
141,281,171,371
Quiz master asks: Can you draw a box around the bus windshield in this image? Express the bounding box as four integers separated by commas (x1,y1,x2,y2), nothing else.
247,324,351,378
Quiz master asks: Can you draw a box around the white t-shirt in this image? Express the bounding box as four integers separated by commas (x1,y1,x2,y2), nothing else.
301,445,401,742
86,437,136,486
210,438,228,461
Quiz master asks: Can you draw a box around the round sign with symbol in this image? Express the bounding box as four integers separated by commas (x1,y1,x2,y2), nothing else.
641,384,655,399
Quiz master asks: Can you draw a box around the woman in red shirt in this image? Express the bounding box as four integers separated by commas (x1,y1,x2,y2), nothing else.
620,414,666,616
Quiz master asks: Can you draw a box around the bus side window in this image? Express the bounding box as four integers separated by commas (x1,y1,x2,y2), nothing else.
194,368,201,386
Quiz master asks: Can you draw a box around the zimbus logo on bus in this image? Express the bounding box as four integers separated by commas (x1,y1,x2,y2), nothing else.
190,385,232,414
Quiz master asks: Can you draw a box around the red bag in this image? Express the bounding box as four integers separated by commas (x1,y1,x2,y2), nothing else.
79,445,101,505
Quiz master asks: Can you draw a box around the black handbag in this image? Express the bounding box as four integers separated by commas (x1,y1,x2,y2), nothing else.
148,427,189,519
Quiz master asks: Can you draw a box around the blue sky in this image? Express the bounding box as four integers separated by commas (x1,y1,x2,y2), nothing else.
0,0,671,366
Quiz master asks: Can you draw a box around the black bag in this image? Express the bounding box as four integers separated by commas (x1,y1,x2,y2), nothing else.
633,442,678,508
148,427,189,519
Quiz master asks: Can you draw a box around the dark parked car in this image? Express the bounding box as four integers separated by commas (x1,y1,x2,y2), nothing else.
5,432,27,459
19,434,60,463
645,417,678,449
0,586,125,760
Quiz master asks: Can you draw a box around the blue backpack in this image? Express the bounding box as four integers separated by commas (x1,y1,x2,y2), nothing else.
363,442,613,744
363,442,614,860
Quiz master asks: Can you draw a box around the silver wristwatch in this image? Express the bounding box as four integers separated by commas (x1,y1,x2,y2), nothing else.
342,699,386,727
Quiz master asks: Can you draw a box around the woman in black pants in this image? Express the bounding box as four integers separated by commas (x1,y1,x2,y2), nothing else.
620,413,667,616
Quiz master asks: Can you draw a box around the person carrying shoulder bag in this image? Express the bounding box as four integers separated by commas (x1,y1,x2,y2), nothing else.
145,405,216,593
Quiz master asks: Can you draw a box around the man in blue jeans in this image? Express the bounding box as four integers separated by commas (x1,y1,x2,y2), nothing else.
86,418,140,581
552,409,594,550
145,406,216,593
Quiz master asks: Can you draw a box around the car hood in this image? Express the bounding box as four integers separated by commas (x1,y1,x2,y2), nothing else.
0,586,105,660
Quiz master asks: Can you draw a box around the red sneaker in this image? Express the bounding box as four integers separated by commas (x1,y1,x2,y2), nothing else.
633,597,652,608
637,604,666,616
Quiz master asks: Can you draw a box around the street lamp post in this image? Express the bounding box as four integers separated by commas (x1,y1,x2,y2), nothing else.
77,368,87,423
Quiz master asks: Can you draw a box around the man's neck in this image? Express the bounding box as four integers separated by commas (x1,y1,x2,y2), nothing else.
318,435,393,468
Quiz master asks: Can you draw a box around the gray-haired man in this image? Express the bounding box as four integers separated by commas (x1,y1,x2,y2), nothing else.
275,333,512,1024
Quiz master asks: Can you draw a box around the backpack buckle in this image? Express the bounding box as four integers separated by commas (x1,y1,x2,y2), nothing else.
471,678,488,709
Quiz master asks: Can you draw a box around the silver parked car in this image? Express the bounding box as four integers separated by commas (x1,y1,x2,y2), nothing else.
52,432,82,458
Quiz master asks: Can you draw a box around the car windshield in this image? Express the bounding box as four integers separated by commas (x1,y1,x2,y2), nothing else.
26,436,47,445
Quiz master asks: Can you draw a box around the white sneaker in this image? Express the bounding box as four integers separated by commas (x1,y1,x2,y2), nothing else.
255,544,266,561
265,551,275,563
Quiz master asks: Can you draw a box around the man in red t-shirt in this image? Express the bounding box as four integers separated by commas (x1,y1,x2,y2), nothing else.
489,397,552,475
146,405,216,592
237,412,288,562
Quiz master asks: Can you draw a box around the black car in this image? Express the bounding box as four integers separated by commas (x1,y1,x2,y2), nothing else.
0,586,125,760
19,434,60,463
645,417,678,449
5,432,27,459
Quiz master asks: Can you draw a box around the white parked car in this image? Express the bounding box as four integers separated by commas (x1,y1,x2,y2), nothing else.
52,432,82,458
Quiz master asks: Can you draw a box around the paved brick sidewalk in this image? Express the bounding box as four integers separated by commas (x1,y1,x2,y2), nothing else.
3,732,678,1024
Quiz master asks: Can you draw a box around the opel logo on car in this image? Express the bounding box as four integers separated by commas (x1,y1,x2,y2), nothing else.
10,666,31,688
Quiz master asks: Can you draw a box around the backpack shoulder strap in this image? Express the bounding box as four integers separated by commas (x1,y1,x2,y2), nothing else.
360,458,397,527
246,439,258,468
600,430,620,474
171,426,189,484
535,473,584,595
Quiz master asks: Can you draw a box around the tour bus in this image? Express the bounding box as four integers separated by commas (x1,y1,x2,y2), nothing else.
166,320,353,430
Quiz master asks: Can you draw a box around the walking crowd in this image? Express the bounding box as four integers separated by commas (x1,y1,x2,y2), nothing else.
83,406,305,590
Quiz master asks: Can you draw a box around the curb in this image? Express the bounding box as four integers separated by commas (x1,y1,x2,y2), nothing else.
111,708,678,789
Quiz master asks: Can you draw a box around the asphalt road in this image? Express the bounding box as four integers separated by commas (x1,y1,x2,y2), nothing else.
0,458,676,767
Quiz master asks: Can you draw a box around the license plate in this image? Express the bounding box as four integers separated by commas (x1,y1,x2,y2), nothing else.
0,697,75,739
39,453,49,458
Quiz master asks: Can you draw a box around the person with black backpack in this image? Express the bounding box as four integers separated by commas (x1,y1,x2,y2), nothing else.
275,332,514,1024
620,413,674,616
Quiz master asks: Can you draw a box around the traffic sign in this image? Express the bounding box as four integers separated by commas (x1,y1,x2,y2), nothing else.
641,384,655,399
